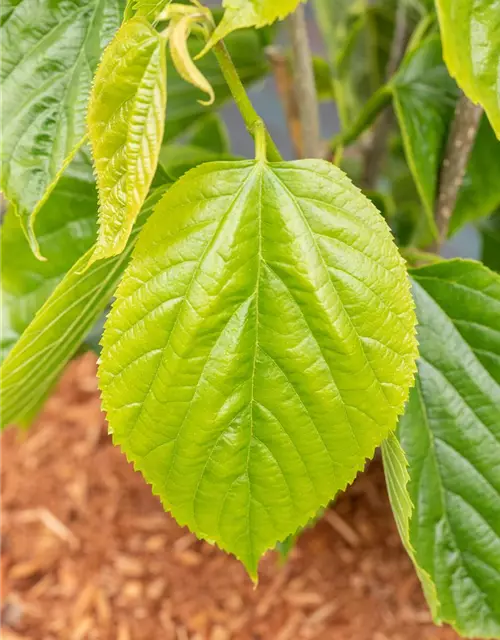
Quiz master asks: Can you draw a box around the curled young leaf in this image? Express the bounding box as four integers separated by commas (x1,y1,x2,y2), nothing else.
99,159,418,578
87,18,167,266
169,15,215,105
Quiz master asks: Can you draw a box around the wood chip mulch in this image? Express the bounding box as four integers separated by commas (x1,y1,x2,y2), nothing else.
1,355,461,640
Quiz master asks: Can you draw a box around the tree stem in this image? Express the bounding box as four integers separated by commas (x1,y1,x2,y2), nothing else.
431,93,483,251
288,4,321,158
212,40,282,162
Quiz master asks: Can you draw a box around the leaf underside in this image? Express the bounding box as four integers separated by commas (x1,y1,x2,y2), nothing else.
0,0,121,255
0,188,167,430
1,150,98,361
88,18,167,265
99,159,417,578
401,260,500,638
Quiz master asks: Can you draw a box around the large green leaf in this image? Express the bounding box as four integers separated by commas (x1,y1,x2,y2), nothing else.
99,159,418,578
1,151,98,361
391,36,459,238
436,0,500,138
164,26,268,142
205,0,302,50
0,189,166,430
0,0,121,257
399,260,500,637
449,117,500,237
88,18,167,265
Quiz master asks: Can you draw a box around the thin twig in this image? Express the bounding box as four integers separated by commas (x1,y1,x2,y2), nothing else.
361,2,409,188
267,46,303,158
431,93,483,250
288,4,321,158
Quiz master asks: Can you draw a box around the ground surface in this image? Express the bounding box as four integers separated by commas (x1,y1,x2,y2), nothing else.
2,355,461,640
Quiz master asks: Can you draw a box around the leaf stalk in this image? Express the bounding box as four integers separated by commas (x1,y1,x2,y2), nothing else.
212,40,282,162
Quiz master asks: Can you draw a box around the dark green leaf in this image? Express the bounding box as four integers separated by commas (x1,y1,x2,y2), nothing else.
189,114,230,154
400,260,500,637
158,145,237,181
480,214,500,274
391,36,459,238
449,117,500,236
0,0,122,256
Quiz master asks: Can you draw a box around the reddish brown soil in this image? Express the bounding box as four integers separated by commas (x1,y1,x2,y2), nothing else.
1,355,461,640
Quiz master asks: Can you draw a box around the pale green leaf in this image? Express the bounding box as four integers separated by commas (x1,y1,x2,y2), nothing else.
205,0,303,50
164,25,268,142
0,0,121,257
99,159,418,578
127,0,170,19
1,151,98,361
400,260,500,637
391,36,459,239
88,18,167,265
449,117,500,237
381,434,440,620
0,189,166,430
436,0,500,138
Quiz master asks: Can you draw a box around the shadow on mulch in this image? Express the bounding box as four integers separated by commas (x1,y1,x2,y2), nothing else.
1,355,460,640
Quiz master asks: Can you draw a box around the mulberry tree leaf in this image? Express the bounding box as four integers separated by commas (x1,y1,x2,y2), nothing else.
87,18,167,265
99,159,418,578
205,0,303,51
391,36,459,239
1,150,98,361
436,0,500,138
399,260,500,638
0,0,121,257
0,188,167,430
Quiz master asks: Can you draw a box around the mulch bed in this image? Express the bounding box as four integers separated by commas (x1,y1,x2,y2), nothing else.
1,354,461,640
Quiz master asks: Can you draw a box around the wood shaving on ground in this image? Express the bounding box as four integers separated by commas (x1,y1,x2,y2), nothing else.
1,355,460,640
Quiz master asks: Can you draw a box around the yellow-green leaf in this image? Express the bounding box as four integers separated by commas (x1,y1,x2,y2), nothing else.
436,0,500,138
88,18,167,265
204,0,303,51
99,159,418,578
